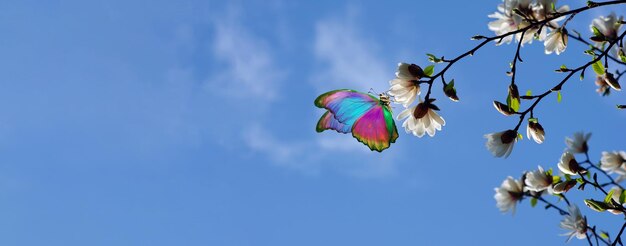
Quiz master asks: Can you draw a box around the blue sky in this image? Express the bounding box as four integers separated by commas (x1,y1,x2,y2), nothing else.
0,0,625,245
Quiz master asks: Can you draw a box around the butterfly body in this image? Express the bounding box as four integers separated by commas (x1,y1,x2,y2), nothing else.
315,89,398,152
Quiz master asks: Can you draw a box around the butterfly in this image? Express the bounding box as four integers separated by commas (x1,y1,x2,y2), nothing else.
314,89,398,152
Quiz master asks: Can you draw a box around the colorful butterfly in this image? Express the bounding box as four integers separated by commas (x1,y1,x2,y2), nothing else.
314,89,398,152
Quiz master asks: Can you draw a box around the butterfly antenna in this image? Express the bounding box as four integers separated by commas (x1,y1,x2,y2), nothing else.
368,88,377,95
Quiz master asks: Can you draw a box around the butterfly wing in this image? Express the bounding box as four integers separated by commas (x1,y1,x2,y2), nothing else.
351,105,398,152
316,111,352,133
315,89,398,152
314,89,379,127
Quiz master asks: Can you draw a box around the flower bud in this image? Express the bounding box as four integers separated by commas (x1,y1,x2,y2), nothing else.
493,101,516,116
552,180,577,194
584,199,609,212
604,72,621,91
509,84,520,102
526,120,545,144
444,80,459,102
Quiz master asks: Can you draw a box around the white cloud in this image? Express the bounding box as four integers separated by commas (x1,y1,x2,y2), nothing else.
243,124,398,178
242,125,318,174
313,12,389,93
210,13,283,102
208,6,398,179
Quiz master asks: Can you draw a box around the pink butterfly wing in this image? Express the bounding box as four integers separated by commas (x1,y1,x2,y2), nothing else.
351,105,398,152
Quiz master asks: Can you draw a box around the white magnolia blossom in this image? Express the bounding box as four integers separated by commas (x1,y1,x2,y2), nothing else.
597,72,622,91
544,28,568,55
526,121,545,144
488,0,569,45
484,130,518,158
560,204,587,242
389,63,421,107
494,176,524,214
396,99,445,138
600,151,626,181
565,132,591,153
590,12,624,41
525,165,553,192
557,152,583,176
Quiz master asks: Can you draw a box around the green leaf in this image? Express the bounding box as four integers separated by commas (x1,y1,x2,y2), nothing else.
517,132,523,140
619,49,626,62
605,189,615,203
530,197,538,207
546,168,553,176
620,190,626,204
526,90,532,96
552,175,561,184
580,70,585,81
564,174,571,181
600,232,609,239
576,178,584,184
592,59,605,76
557,91,562,103
423,65,435,77
426,54,442,63
506,95,520,112
584,199,608,212
591,26,603,37
445,79,455,91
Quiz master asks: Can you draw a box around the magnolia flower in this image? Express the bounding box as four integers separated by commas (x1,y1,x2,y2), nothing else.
396,98,445,137
484,130,518,158
590,12,623,41
560,204,587,242
488,0,519,45
600,151,626,177
389,63,422,107
526,120,545,144
596,72,622,91
494,176,524,214
565,132,591,153
525,166,553,192
544,28,568,55
488,0,568,45
557,152,584,176
595,75,612,96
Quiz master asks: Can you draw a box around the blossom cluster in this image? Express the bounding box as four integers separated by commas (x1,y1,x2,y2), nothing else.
488,0,570,54
388,63,446,138
494,132,626,242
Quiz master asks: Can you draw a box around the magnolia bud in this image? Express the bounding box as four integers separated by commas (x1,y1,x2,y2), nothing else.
493,101,516,116
444,80,459,102
509,84,520,101
584,199,609,212
552,180,577,194
604,72,622,91
526,120,545,144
